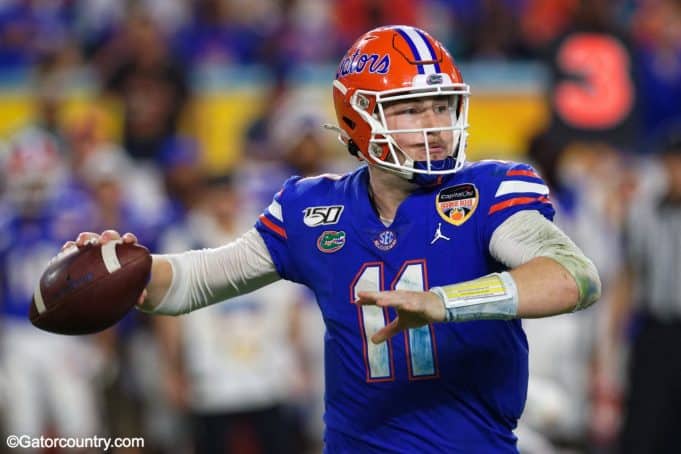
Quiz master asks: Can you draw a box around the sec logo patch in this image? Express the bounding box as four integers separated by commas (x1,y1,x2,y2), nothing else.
436,183,478,226
373,230,397,251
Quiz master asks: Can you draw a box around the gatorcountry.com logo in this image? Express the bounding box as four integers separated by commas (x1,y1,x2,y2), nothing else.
317,230,346,253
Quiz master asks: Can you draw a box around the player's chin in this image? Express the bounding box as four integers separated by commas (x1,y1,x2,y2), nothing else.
407,147,446,162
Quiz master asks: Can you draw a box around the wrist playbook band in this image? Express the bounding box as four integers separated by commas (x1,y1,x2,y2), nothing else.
429,272,519,322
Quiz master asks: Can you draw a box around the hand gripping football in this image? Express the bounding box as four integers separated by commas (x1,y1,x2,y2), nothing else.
30,240,152,335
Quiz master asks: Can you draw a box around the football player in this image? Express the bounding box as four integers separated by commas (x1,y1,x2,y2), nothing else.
154,175,306,453
1,129,103,439
67,26,601,453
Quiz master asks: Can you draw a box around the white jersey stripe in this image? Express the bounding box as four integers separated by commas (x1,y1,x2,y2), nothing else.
495,181,549,197
267,200,283,222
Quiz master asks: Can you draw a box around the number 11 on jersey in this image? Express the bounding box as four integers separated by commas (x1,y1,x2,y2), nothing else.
351,260,439,382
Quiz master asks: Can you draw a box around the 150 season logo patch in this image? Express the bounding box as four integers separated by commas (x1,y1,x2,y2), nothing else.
303,205,344,227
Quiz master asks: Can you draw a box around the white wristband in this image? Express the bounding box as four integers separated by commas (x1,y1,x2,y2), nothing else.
429,272,519,322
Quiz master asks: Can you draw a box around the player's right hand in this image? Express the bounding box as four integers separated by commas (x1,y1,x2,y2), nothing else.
61,230,147,305
61,230,139,252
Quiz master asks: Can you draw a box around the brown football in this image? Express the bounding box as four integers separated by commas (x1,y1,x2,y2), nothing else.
29,241,152,335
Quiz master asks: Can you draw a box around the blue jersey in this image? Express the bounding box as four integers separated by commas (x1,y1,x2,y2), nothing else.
255,160,554,453
0,190,93,320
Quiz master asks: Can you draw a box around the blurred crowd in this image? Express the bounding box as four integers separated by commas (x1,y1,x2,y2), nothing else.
1,0,681,453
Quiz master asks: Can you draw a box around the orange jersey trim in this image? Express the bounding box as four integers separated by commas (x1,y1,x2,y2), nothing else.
488,195,551,215
259,214,287,239
506,169,541,179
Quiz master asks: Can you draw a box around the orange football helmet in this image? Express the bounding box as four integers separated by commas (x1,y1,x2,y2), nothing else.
332,25,470,183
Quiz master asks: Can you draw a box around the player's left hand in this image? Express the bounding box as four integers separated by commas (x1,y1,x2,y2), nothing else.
356,290,446,344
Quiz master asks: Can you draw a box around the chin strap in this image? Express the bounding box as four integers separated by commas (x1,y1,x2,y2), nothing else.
408,157,456,186
323,123,362,158
323,123,350,143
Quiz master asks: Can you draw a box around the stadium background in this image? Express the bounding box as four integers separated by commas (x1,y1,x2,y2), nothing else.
1,1,680,453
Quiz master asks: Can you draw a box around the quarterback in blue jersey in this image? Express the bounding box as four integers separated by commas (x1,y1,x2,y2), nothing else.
66,26,601,453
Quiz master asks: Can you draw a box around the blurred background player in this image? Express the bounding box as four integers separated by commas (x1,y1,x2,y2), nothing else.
237,89,353,217
518,134,633,452
0,130,104,444
157,135,214,226
72,145,171,453
613,128,681,454
100,12,189,162
154,174,314,454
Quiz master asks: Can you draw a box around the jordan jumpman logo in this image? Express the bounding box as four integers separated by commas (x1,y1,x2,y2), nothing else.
430,222,451,244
